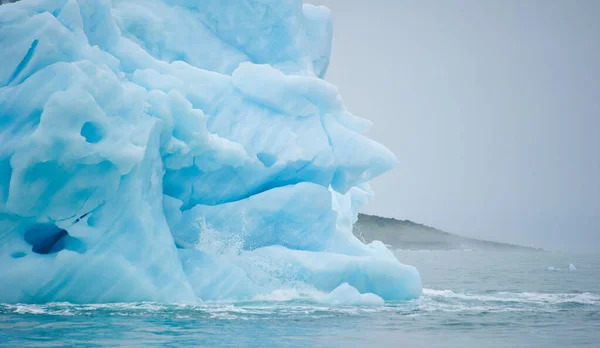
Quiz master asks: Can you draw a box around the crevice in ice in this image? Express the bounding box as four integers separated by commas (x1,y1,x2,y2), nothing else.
178,175,306,210
24,223,86,255
80,121,105,143
73,212,90,224
8,39,38,86
169,153,330,209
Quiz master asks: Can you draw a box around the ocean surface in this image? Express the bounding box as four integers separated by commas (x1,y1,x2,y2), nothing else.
1,250,599,347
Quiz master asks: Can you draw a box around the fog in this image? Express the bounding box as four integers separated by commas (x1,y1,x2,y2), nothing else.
308,0,600,253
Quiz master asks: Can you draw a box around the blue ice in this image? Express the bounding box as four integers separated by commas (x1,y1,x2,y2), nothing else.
0,0,422,304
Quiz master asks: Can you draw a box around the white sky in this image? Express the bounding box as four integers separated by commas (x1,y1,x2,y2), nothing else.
309,0,600,253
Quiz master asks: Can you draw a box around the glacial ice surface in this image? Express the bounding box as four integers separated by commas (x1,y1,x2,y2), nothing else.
0,0,422,303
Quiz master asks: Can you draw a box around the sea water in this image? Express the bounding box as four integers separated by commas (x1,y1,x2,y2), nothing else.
1,250,598,347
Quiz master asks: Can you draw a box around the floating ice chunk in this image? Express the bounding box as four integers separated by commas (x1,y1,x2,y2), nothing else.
0,0,421,303
253,283,384,306
569,263,576,271
323,283,385,306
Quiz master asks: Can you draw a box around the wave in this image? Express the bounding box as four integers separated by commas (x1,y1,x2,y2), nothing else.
0,302,390,320
2,288,597,320
417,288,600,313
423,288,600,305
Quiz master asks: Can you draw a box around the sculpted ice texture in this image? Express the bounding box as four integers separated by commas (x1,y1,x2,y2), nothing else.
0,0,422,303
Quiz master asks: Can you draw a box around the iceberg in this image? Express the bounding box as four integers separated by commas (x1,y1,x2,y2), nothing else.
0,0,421,303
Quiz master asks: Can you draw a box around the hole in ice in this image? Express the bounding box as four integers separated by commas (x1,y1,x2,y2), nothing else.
24,223,86,255
10,251,26,259
80,121,105,143
25,224,68,254
257,152,277,167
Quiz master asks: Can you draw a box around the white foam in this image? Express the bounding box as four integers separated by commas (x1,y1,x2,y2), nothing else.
423,288,600,305
14,305,46,315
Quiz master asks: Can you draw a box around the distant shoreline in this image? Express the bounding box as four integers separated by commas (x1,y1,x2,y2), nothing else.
353,213,543,252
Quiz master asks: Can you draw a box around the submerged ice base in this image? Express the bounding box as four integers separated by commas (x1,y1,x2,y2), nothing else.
0,0,422,303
